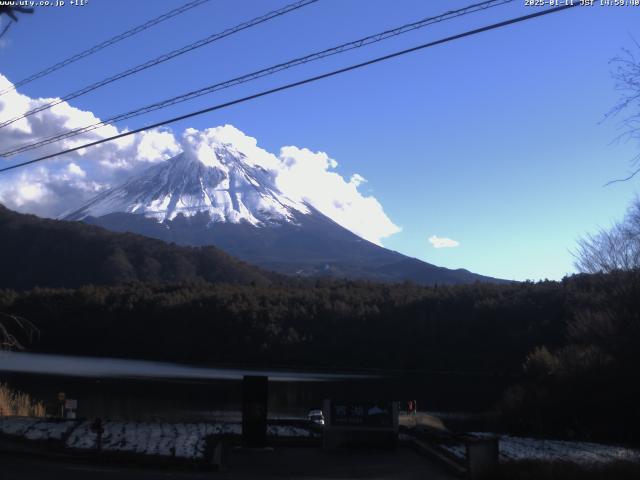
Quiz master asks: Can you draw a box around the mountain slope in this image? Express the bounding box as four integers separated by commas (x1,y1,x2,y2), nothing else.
0,204,274,290
65,142,503,285
80,208,499,285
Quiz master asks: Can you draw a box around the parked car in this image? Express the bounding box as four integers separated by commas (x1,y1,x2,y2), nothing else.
308,409,325,427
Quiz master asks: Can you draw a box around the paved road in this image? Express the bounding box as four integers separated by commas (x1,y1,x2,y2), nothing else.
1,447,456,479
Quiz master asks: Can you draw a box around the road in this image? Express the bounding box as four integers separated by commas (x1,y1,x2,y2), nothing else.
1,447,456,480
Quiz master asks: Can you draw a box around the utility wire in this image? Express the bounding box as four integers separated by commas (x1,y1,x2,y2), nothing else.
0,3,579,174
1,0,514,158
0,0,319,130
0,0,212,97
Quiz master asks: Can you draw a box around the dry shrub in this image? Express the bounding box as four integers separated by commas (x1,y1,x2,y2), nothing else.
0,383,45,417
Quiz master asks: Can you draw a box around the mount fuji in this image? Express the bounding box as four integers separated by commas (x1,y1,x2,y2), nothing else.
64,132,499,285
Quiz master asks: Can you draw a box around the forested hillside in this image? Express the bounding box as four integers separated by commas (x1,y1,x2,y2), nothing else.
2,270,639,441
0,205,275,289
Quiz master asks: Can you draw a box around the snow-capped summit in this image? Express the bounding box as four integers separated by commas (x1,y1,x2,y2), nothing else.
65,135,309,225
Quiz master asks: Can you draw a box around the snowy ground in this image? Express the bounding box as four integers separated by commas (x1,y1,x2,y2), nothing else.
0,417,316,460
439,432,640,466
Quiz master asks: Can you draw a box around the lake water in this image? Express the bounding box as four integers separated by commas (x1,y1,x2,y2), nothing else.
0,351,511,421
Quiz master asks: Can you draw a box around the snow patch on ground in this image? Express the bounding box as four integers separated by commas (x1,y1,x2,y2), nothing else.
92,421,244,459
0,417,40,436
267,425,312,438
24,420,76,441
66,420,97,449
0,417,77,441
0,418,314,460
439,433,640,466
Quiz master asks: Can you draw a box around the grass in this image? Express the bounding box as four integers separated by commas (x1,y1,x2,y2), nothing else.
399,412,448,431
495,460,640,480
0,383,45,417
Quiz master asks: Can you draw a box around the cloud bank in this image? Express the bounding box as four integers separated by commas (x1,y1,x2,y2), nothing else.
0,74,181,217
428,235,460,248
0,75,400,244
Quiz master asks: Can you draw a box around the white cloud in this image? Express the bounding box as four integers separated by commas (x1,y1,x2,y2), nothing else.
135,130,181,163
187,126,401,245
66,163,86,177
428,235,460,249
275,146,400,244
0,76,400,245
0,73,180,216
0,166,103,217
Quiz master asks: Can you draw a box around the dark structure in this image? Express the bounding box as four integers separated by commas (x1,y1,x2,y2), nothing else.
241,375,268,448
323,399,398,450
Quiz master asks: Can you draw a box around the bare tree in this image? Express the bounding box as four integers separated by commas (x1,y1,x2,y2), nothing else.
574,198,640,273
0,313,38,351
576,45,640,272
606,43,640,184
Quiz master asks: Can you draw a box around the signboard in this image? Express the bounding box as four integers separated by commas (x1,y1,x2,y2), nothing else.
323,399,399,450
329,401,394,428
65,399,78,410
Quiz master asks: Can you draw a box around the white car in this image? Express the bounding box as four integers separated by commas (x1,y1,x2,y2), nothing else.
308,409,325,426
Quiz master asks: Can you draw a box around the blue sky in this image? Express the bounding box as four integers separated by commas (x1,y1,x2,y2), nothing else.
0,0,639,281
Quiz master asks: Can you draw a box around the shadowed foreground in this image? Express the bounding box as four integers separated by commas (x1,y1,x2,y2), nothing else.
1,447,455,479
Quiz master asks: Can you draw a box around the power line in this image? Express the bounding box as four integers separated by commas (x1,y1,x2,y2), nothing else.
0,0,319,131
1,0,515,158
0,3,579,174
0,0,212,97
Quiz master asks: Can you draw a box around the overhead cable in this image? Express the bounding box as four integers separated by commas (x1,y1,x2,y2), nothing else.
0,0,514,158
0,0,213,97
0,3,580,174
0,0,319,130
